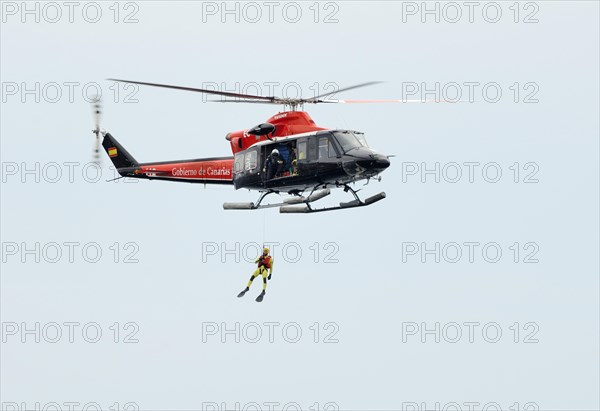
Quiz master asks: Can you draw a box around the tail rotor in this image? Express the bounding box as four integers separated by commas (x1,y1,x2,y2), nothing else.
91,97,103,164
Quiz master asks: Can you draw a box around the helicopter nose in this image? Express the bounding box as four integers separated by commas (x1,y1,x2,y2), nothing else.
378,157,391,169
357,155,391,171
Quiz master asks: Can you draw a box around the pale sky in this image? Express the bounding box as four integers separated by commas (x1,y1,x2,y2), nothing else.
1,1,599,410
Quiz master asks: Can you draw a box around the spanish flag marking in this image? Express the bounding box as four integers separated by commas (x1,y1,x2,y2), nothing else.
108,147,118,157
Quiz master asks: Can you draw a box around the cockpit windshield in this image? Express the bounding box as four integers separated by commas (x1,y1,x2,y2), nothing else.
333,131,369,152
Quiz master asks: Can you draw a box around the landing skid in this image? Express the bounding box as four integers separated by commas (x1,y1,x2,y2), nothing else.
223,188,330,210
223,190,293,210
223,184,386,213
280,184,386,213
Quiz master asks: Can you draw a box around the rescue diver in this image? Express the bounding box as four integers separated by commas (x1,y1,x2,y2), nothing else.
237,247,273,302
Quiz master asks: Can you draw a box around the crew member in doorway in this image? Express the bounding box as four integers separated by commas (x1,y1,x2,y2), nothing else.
264,149,284,180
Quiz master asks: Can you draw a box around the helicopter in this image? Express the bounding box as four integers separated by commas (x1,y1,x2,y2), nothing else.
93,79,395,213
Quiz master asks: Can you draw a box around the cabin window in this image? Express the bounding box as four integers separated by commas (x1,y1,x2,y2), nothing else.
298,141,307,161
245,150,257,171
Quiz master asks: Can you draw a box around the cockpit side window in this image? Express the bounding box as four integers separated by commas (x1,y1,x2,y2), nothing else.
234,153,244,175
333,131,369,152
318,137,329,159
318,136,339,159
355,132,369,147
328,139,338,158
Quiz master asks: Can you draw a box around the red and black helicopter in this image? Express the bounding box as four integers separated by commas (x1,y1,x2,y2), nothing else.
93,79,394,213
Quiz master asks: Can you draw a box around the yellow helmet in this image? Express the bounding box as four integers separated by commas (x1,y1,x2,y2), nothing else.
263,247,269,254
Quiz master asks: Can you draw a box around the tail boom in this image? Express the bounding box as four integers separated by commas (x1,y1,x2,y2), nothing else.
133,157,234,184
102,132,233,185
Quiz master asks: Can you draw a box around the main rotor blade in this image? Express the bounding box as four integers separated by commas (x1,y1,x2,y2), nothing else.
306,81,384,102
108,79,453,107
207,99,282,105
317,99,460,103
108,79,277,102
